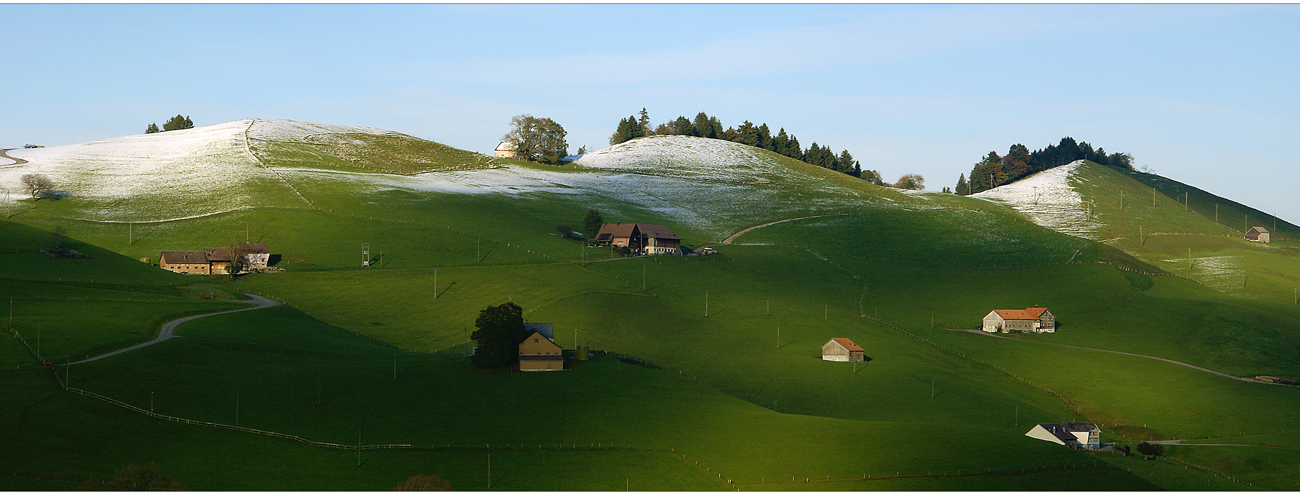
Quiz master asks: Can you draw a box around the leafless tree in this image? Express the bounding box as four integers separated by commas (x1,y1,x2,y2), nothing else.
20,173,54,200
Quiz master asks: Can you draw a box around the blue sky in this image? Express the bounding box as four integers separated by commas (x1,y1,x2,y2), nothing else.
3,4,1297,223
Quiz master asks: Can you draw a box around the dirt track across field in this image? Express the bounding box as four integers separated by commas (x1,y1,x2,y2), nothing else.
718,213,851,246
949,327,1288,387
0,148,29,166
69,293,281,365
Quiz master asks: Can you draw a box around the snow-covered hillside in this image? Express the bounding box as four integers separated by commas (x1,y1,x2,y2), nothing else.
0,119,421,222
971,161,1101,239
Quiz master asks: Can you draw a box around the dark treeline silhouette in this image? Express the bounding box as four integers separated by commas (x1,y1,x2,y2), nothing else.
957,137,1133,195
610,109,877,183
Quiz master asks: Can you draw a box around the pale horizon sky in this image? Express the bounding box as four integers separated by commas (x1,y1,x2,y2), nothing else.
3,4,1297,223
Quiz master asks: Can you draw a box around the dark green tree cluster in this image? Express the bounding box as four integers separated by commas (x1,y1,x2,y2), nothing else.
145,123,160,134
161,114,194,132
470,302,526,368
613,109,878,181
958,137,1134,195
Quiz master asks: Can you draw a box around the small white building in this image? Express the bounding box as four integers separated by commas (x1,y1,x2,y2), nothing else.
1025,422,1100,450
494,141,518,159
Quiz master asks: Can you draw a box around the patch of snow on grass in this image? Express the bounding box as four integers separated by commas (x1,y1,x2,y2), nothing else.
247,118,396,143
971,160,1101,239
0,120,304,221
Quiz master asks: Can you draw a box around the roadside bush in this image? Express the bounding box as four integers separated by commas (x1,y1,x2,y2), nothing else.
1136,441,1164,457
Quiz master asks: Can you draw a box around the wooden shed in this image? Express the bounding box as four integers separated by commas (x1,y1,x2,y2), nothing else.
821,338,864,362
519,331,564,372
1245,227,1270,243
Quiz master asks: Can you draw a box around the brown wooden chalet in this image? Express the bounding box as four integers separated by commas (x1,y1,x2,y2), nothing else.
593,222,682,255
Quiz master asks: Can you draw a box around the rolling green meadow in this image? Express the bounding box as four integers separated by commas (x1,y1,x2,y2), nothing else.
2,125,1298,490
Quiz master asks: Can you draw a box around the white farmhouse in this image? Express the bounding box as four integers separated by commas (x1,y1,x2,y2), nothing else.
982,307,1055,333
1025,422,1100,450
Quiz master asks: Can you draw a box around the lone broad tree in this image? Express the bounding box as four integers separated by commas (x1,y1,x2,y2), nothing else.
502,115,568,164
470,302,526,368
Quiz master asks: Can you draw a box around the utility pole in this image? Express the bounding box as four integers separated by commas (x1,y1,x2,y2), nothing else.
1153,188,1156,207
477,237,481,264
776,322,780,349
357,429,361,466
318,370,322,405
705,291,709,317
642,265,646,291
574,329,578,349
1139,225,1143,248
1188,248,1192,270
931,376,935,400
824,304,827,320
36,326,40,355
1184,192,1188,211
151,391,154,413
1120,190,1124,209
487,454,491,490
129,222,133,246
1216,204,1219,224
766,300,770,316
236,394,240,427
393,349,397,380
434,268,439,300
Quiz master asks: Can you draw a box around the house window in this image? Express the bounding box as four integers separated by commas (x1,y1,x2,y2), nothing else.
534,338,539,343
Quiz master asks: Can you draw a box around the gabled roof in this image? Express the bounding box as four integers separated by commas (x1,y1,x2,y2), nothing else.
829,338,863,352
519,331,561,352
596,222,638,239
204,243,270,262
1249,226,1269,233
993,307,1049,320
524,323,554,340
160,250,208,264
1028,422,1098,445
637,223,681,241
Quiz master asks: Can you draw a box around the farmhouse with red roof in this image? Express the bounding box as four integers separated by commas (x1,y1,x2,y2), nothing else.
982,307,1055,333
821,338,864,362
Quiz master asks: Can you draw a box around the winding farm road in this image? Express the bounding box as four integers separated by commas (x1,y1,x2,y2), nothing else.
69,293,281,365
718,213,848,246
951,328,1285,386
0,148,29,166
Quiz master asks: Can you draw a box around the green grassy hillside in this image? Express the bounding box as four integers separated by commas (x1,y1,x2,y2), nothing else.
4,123,1298,490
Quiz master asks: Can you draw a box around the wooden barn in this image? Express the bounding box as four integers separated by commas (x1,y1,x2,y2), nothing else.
1025,422,1100,450
1245,227,1270,243
821,338,864,362
160,243,271,275
592,222,682,255
519,328,564,372
159,250,212,275
983,307,1055,333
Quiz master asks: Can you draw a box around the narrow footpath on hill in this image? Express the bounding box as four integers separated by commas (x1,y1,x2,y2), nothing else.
0,148,29,166
69,293,281,365
714,213,851,246
948,328,1287,387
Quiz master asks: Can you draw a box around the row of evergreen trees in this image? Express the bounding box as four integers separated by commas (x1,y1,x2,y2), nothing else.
145,115,194,134
955,137,1133,195
609,109,884,183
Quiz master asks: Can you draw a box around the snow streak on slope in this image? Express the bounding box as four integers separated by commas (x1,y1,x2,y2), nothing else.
572,135,791,183
972,160,1101,239
0,120,309,221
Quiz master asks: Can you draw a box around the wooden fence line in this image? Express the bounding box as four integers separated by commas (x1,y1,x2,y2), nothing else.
63,387,410,451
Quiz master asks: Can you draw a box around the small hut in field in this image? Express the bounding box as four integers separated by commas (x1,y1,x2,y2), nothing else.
821,338,864,362
1245,227,1270,243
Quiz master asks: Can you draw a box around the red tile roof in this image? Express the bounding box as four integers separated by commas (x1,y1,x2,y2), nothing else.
994,307,1049,320
831,338,863,352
